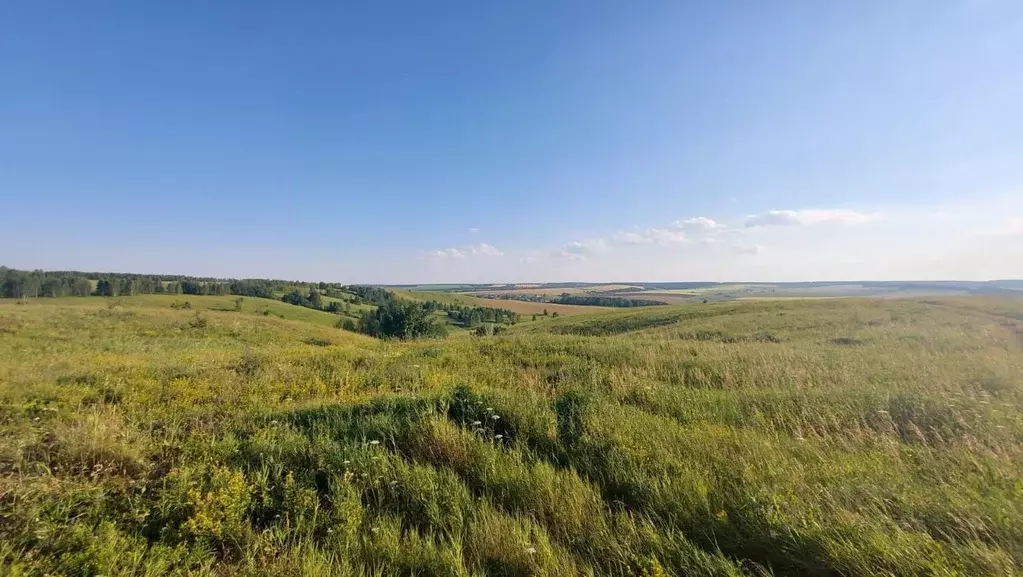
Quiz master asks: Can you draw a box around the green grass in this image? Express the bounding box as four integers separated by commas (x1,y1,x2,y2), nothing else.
391,289,477,305
50,294,348,327
321,295,376,315
1,296,1021,575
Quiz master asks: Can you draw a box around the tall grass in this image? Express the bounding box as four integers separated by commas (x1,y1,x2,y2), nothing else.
0,296,1021,575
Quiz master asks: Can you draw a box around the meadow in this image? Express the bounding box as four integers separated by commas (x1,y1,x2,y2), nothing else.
1,295,1021,575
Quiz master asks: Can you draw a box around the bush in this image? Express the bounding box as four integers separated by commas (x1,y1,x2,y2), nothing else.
336,318,359,331
188,312,207,329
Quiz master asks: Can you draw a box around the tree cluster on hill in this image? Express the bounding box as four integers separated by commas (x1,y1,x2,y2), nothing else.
281,289,355,315
357,300,446,339
418,300,518,327
344,286,396,306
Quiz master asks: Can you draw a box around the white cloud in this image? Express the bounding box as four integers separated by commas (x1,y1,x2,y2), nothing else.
560,239,607,260
429,243,504,258
647,229,688,244
429,248,467,258
472,243,504,256
745,209,876,228
468,228,480,234
671,216,724,232
612,216,723,247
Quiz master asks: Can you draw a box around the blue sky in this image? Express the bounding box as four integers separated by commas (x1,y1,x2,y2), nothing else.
2,1,1021,282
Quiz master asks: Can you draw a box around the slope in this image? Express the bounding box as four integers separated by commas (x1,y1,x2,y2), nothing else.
1,296,1021,575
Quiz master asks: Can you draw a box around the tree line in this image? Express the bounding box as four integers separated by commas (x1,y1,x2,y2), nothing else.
552,294,665,307
0,267,394,304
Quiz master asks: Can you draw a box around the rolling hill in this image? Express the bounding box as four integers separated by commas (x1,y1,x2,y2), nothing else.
1,294,1021,575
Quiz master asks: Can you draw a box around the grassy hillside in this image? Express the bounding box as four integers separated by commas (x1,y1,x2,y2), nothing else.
1,296,1021,575
39,294,347,327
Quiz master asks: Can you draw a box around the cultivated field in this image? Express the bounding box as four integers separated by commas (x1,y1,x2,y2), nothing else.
470,285,642,297
1,296,1021,575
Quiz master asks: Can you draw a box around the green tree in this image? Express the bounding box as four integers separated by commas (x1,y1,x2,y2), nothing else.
358,301,446,340
96,279,117,297
71,278,92,297
307,290,323,309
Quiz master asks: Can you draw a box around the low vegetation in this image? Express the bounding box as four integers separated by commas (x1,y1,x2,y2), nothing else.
1,293,1021,575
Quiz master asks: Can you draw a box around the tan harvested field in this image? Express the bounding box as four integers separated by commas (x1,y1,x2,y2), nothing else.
471,288,586,297
467,296,610,316
472,284,642,298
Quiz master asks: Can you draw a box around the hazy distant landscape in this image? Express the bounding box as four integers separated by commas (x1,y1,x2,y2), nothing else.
404,279,1023,305
2,267,1022,575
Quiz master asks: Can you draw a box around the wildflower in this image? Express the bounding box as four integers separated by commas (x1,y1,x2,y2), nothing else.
525,546,537,554
472,420,482,426
491,415,500,420
485,407,493,411
371,527,379,533
494,434,503,440
369,440,380,446
343,460,351,465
